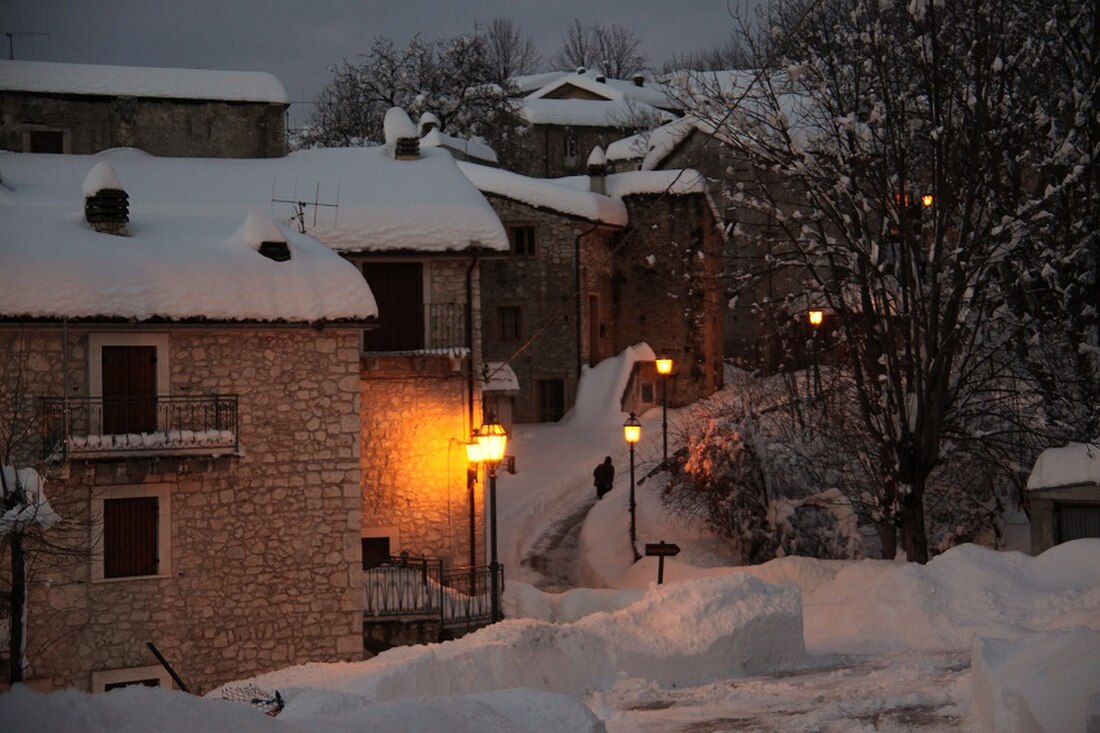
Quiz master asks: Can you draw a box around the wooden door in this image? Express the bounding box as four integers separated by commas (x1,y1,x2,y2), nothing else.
362,263,424,351
102,345,157,434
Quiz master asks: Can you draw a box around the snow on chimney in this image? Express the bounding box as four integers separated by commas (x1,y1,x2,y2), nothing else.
587,146,607,195
596,74,606,83
633,74,645,87
419,111,441,137
384,107,420,160
575,66,587,74
235,208,291,262
82,161,129,236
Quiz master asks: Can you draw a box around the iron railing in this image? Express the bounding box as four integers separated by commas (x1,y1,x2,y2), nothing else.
40,395,239,460
363,552,502,630
426,302,466,354
363,302,468,356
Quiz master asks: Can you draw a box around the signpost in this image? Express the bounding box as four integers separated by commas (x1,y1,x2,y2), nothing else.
644,541,680,585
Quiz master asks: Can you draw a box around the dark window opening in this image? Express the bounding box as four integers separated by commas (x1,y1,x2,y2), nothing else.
498,306,522,341
103,496,159,578
102,345,157,434
537,379,566,422
1056,505,1100,543
29,130,64,153
362,262,424,352
362,536,392,569
641,383,655,403
508,226,536,256
105,678,160,691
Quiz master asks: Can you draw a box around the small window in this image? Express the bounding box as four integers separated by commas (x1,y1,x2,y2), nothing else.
28,130,64,153
92,665,172,693
104,496,159,578
641,383,655,403
508,226,536,256
362,536,391,569
562,131,577,157
498,306,522,341
105,678,161,691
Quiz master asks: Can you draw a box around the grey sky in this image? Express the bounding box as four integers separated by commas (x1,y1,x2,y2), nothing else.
0,1,754,125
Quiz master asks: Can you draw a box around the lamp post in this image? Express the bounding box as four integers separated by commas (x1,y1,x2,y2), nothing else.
807,310,823,397
469,419,507,622
623,412,641,561
655,358,673,466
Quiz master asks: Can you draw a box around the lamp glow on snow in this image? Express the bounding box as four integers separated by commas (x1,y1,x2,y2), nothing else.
808,309,824,327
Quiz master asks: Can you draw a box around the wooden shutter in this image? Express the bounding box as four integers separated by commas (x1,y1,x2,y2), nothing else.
1057,504,1100,543
102,345,157,434
361,263,424,351
104,497,159,578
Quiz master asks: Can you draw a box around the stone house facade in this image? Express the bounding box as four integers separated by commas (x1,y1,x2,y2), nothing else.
0,326,365,693
0,60,288,158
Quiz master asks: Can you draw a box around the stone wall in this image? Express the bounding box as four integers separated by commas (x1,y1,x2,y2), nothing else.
0,326,363,693
0,92,287,158
514,124,637,178
479,196,618,423
614,193,725,406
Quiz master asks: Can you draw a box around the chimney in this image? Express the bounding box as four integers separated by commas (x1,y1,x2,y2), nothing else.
82,161,129,236
633,74,645,87
419,111,441,137
575,66,586,74
235,209,291,262
384,107,420,160
587,146,607,195
595,74,606,83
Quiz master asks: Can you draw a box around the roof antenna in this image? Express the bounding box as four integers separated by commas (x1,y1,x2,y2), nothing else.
271,181,339,234
1,27,49,60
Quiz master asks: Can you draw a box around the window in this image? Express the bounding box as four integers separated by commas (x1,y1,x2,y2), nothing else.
92,665,172,693
362,536,391,569
537,379,566,422
641,383,655,403
26,129,65,153
92,485,171,581
508,225,536,256
361,262,425,352
498,306,522,341
562,130,578,158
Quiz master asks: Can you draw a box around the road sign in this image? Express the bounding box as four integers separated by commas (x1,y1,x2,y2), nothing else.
644,541,680,584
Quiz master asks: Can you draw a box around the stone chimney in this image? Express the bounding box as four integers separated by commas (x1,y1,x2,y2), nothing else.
235,209,291,262
575,66,587,74
384,107,420,160
633,74,645,87
82,161,129,236
587,146,608,195
596,74,606,83
419,111,441,137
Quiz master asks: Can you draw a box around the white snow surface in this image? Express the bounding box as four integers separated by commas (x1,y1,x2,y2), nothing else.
1027,440,1100,489
420,128,498,164
0,59,288,103
0,466,59,535
1,145,509,320
559,168,707,197
521,98,674,127
383,107,418,145
81,160,124,196
3,349,1099,731
523,71,675,111
457,161,627,225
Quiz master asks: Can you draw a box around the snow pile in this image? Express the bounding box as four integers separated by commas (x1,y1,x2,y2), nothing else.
505,581,644,623
1026,440,1100,489
231,209,287,250
802,540,1100,654
383,107,418,145
0,466,59,534
971,629,1100,733
244,572,802,702
0,59,289,103
564,342,655,427
82,160,124,196
420,128,498,164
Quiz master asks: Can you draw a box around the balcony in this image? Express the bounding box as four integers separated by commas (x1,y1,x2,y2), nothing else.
363,302,468,356
40,395,239,460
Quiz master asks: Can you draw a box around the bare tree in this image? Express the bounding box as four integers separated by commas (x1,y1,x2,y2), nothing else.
484,18,540,85
661,38,753,74
551,19,648,78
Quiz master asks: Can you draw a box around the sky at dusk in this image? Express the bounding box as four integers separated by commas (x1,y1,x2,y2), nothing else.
0,0,757,126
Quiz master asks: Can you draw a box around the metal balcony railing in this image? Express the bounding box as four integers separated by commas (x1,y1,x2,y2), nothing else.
426,302,466,354
40,394,239,460
362,302,468,356
363,552,502,630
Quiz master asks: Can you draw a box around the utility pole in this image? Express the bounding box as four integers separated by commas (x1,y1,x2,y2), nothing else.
3,29,49,60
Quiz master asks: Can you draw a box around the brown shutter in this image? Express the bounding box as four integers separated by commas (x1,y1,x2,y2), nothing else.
104,497,159,578
362,263,424,351
102,345,157,434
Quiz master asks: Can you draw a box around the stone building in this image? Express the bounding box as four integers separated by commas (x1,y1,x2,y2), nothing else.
1026,443,1100,553
0,59,288,158
461,156,725,422
0,150,375,692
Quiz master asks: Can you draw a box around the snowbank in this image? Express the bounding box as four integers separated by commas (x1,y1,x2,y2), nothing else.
565,343,655,427
1027,441,1100,490
971,629,1100,733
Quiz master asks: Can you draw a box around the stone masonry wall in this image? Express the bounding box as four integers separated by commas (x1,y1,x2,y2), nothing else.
0,92,287,158
479,196,617,423
0,326,363,693
614,193,725,406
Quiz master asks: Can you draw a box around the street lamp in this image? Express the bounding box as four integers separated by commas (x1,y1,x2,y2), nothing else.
807,310,824,396
468,419,508,622
655,358,673,467
623,412,641,561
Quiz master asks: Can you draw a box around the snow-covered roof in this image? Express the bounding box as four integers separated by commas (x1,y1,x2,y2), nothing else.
521,98,674,128
525,72,675,110
558,169,708,198
483,361,519,394
0,59,288,104
421,128,499,165
1027,442,1100,490
458,162,627,226
0,145,508,322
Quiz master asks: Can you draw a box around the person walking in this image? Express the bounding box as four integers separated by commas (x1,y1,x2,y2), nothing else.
593,456,615,500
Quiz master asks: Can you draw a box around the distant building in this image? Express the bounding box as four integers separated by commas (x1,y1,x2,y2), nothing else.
0,59,288,158
1026,442,1100,553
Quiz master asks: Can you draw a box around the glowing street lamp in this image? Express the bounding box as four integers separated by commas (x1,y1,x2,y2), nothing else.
468,418,508,622
623,412,642,561
921,194,934,208
655,358,673,466
807,310,824,396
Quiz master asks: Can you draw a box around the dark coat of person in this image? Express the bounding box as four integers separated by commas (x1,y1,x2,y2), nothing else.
593,456,615,499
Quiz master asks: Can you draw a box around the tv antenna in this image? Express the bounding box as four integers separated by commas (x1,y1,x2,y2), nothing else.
2,28,49,60
271,181,340,234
